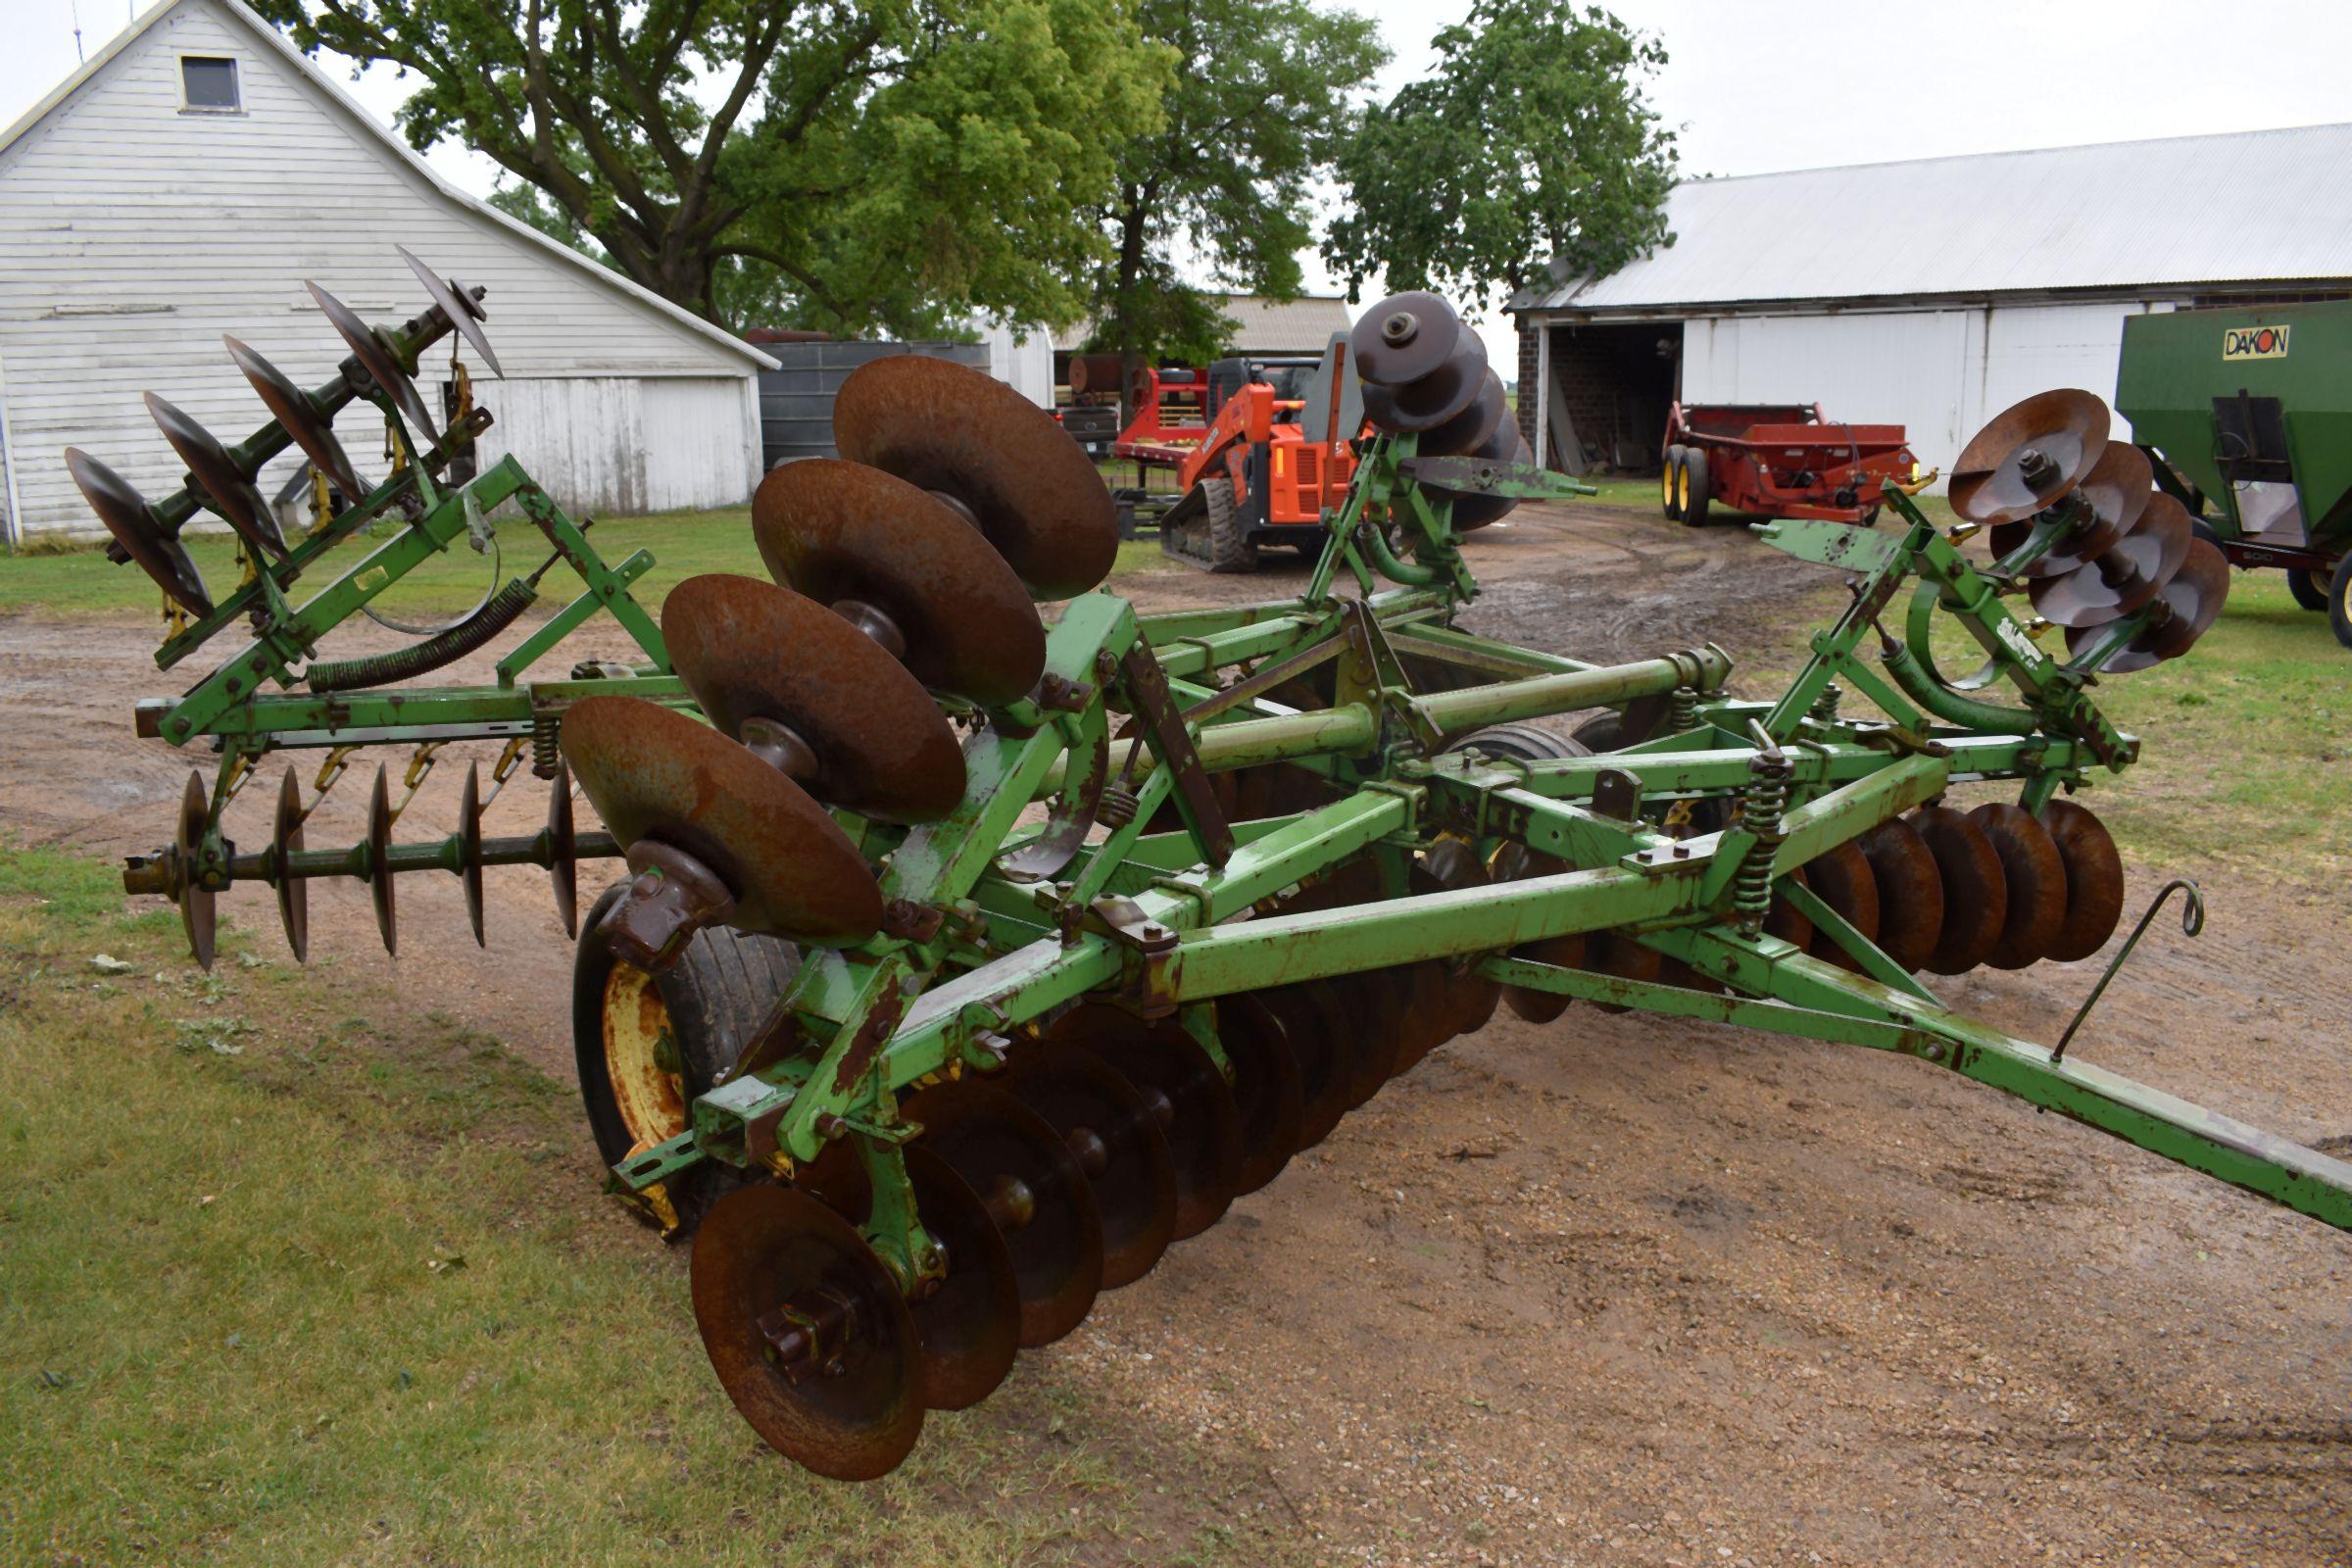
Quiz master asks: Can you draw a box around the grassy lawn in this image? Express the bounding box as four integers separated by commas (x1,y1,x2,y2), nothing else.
0,843,1279,1567
0,509,1177,622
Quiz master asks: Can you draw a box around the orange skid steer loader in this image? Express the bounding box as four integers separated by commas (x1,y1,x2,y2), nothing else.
1159,338,1362,572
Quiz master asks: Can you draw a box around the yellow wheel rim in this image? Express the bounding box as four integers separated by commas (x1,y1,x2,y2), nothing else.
1675,465,1689,511
602,960,686,1151
1661,465,1676,513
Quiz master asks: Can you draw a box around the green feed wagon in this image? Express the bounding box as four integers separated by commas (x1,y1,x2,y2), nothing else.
2117,299,2352,646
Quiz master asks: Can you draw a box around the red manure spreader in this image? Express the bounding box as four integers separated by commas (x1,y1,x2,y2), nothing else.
1662,401,1926,526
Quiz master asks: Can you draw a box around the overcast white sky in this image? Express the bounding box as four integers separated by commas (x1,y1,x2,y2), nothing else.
10,0,2352,366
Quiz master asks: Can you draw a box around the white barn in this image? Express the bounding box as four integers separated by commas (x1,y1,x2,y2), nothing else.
1508,125,2352,482
0,0,776,541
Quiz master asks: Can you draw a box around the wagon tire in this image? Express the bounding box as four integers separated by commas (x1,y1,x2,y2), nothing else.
2287,567,2328,612
1661,445,1686,521
573,882,802,1241
2330,555,2352,651
1681,450,1711,528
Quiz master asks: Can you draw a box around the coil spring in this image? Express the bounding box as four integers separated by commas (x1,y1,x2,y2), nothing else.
1669,684,1699,733
1810,681,1842,724
1735,749,1793,930
532,710,562,778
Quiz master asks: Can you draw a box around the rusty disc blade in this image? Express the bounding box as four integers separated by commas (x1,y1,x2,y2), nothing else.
1214,994,1304,1196
1388,960,1457,1075
1415,368,1510,458
225,335,368,502
1763,864,1813,956
1968,802,2067,970
1257,980,1357,1148
1050,1004,1243,1242
458,761,485,948
272,766,308,963
1359,329,1488,433
2037,800,2127,962
367,764,398,956
2071,536,2229,672
1859,816,1943,972
1802,840,1882,972
792,1142,1020,1412
662,573,964,823
2033,490,2193,628
547,760,578,939
307,281,435,437
66,448,212,616
1990,441,2149,577
690,1184,924,1480
561,696,882,947
1439,420,1529,532
1950,390,2111,525
1003,1039,1177,1290
1589,932,1662,1014
1494,843,1580,1023
906,1079,1102,1349
1419,840,1502,1043
832,356,1117,601
146,392,288,560
754,459,1044,706
396,246,503,378
1913,805,2006,975
176,770,217,970
1349,290,1467,388
1331,966,1413,1104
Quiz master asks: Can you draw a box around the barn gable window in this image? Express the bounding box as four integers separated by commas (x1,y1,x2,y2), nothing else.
180,56,241,113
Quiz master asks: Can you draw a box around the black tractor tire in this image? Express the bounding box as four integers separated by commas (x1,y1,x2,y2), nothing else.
1661,445,1686,521
1444,721,1591,765
572,882,802,1241
1201,476,1257,573
2331,555,2352,651
2288,566,2329,612
1681,449,1711,528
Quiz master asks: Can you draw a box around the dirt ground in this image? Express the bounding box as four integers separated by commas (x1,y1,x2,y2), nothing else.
5,504,2347,1566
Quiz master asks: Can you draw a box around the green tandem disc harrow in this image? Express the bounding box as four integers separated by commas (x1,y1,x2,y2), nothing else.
87,279,2345,1481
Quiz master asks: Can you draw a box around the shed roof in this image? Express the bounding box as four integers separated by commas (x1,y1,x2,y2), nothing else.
1054,293,1352,353
0,0,772,370
1511,122,2352,318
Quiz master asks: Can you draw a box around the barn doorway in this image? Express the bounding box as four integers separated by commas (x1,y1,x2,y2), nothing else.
1541,320,1682,474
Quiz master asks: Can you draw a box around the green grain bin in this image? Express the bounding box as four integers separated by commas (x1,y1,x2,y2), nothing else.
2117,300,2352,646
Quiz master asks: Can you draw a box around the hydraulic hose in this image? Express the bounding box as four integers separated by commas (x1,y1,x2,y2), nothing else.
307,576,539,693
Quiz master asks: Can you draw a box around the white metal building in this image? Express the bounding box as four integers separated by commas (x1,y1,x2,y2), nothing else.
1508,125,2352,481
0,0,777,541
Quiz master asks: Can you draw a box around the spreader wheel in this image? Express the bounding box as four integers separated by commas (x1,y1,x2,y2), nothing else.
1662,445,1686,521
691,1185,924,1481
2287,567,2328,612
1681,448,1711,528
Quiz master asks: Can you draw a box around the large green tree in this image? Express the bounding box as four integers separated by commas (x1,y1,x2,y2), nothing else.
1323,0,1676,308
1085,0,1386,397
257,0,1173,334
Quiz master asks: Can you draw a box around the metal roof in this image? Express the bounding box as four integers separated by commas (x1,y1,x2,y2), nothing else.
1511,123,2352,317
1053,294,1352,353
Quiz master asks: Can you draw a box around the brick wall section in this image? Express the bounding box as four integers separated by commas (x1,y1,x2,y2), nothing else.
1516,319,1542,454
1514,318,1628,469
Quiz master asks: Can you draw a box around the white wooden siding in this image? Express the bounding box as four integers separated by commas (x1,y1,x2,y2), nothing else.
0,0,763,535
1677,300,2175,487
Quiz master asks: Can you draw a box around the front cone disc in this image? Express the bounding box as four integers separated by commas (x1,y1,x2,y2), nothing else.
562,696,883,947
1950,389,2110,525
905,1080,1102,1348
272,766,308,963
832,356,1118,601
792,1143,1021,1412
662,574,964,823
1913,805,2006,975
1802,840,1882,972
691,1184,924,1480
753,460,1045,705
1002,1040,1178,1289
176,771,217,969
1214,994,1304,1196
1970,803,2068,970
2037,800,2127,962
66,448,211,617
1049,1004,1243,1241
1858,817,1942,972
